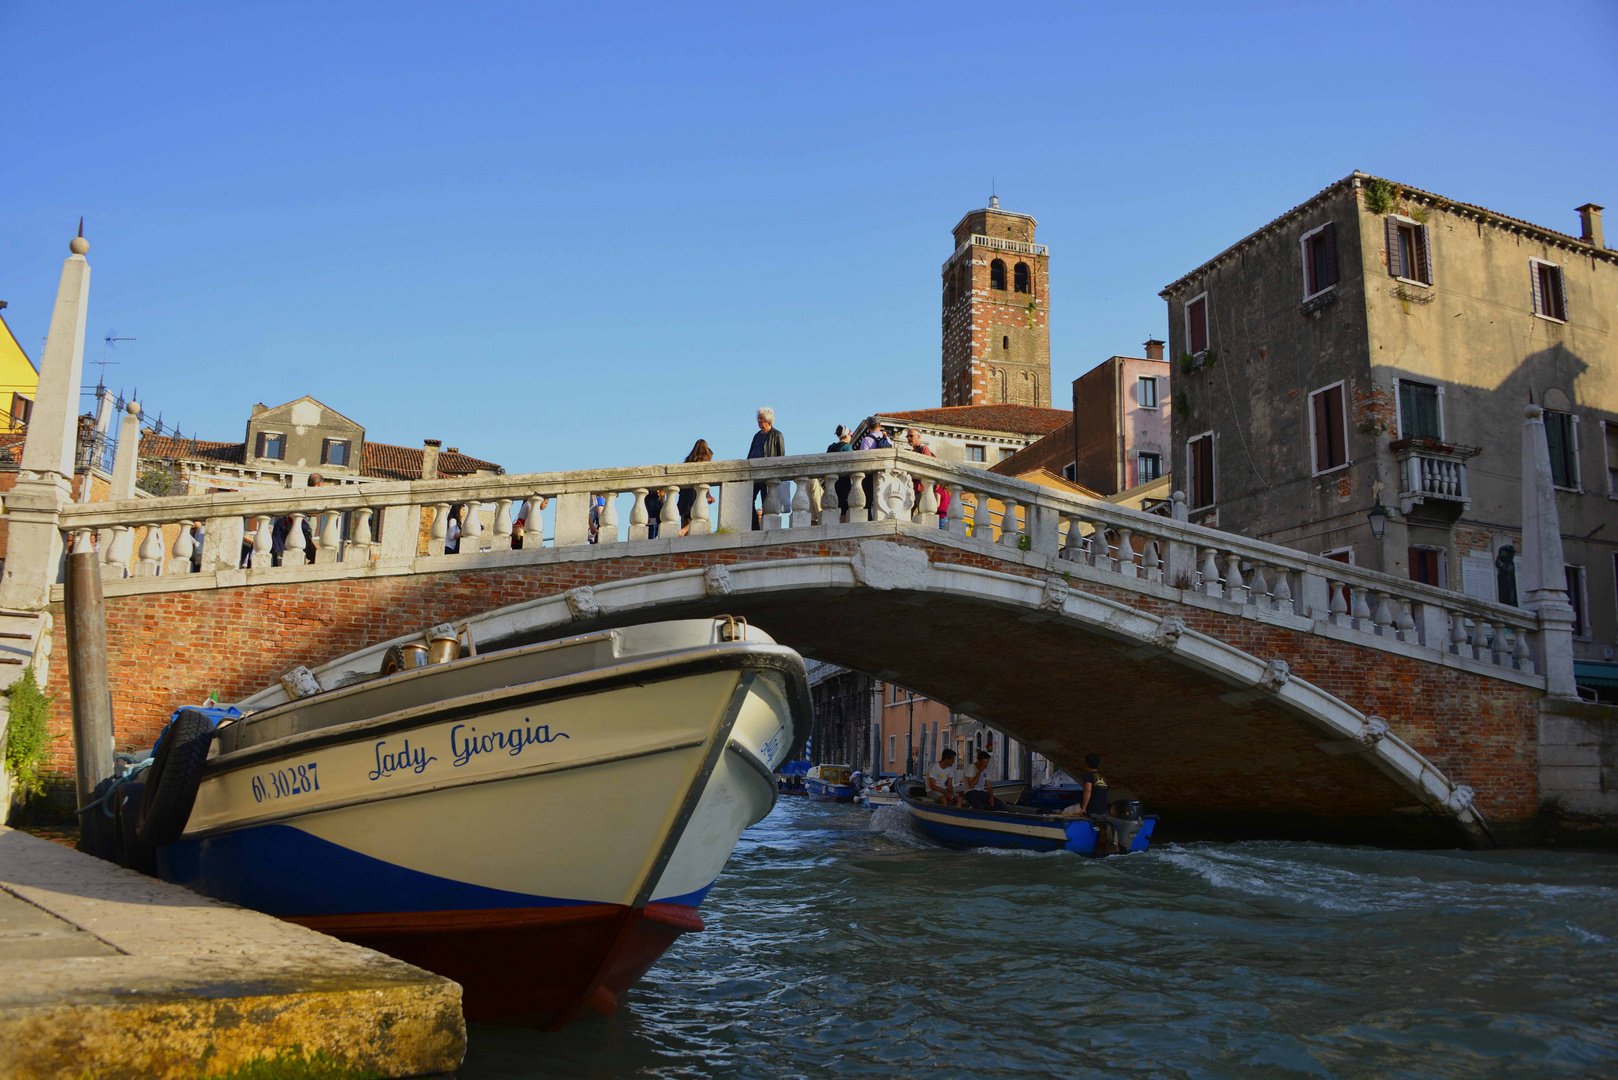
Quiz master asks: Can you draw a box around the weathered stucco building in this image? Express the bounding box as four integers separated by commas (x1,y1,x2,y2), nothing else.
941,197,1052,408
1160,172,1617,680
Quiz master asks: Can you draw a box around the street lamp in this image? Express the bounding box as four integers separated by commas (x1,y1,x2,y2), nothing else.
1367,504,1389,541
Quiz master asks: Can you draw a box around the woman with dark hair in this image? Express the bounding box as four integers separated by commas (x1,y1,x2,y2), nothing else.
444,505,463,555
679,439,715,535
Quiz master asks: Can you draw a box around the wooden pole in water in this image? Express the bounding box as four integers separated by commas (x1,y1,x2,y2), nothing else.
64,533,115,816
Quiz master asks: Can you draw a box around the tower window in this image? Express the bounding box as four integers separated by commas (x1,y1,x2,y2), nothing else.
1002,335,1009,350
990,259,1007,290
1014,262,1030,294
1531,258,1567,321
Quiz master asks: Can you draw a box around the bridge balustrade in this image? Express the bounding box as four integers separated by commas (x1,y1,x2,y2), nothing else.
54,449,1542,684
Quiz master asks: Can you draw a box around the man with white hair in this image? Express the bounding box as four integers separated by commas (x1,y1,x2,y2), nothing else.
748,406,786,530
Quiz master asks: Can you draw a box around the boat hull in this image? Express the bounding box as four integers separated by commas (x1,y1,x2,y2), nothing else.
160,629,809,1027
900,788,1156,855
805,779,854,801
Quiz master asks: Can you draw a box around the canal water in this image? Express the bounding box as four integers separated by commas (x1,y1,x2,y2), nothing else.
460,798,1618,1079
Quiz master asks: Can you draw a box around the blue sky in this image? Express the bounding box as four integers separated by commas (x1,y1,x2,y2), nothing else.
3,2,1614,473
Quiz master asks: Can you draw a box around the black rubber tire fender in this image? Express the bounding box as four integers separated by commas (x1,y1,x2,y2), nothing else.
136,709,216,846
380,644,408,677
116,781,159,875
78,775,120,862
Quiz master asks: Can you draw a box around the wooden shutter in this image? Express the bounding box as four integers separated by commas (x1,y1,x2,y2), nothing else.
1416,225,1432,284
1188,297,1208,353
1385,217,1401,277
1319,222,1339,288
1530,261,1544,315
319,439,330,465
254,432,266,459
1554,265,1568,320
1313,391,1331,471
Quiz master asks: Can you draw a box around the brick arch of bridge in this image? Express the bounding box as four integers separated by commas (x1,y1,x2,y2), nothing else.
65,535,1539,846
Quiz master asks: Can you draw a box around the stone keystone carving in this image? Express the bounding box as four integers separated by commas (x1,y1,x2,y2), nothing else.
704,565,734,597
564,585,601,621
1259,659,1291,692
850,539,929,591
1441,784,1475,813
1152,616,1186,650
1360,715,1389,745
1039,578,1069,612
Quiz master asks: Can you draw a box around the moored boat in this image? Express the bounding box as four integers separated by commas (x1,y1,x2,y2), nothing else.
136,618,809,1028
896,780,1155,855
804,763,854,801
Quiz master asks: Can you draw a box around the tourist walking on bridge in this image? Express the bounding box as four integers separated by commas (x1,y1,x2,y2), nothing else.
748,407,785,530
857,417,891,516
824,425,853,522
679,440,715,535
903,428,948,526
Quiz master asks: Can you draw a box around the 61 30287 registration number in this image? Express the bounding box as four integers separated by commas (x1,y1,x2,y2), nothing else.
250,763,320,803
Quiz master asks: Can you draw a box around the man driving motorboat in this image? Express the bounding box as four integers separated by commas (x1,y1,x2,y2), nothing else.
1058,753,1109,818
926,748,961,806
962,749,1004,810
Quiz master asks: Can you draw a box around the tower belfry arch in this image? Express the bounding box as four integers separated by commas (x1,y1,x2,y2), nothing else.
940,196,1051,407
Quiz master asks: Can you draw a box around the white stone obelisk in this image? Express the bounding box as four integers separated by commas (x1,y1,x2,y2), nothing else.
0,230,92,609
1520,403,1578,698
109,402,141,500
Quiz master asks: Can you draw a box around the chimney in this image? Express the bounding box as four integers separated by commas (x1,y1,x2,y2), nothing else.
422,439,441,481
1577,204,1605,248
446,447,459,455
1143,338,1166,361
251,402,268,417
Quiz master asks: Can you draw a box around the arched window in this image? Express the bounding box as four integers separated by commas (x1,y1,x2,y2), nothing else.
990,259,1007,290
1014,262,1030,294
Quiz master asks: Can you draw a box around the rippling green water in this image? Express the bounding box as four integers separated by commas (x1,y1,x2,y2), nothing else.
461,798,1618,1079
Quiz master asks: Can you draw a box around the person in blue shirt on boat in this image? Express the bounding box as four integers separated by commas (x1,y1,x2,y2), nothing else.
926,748,961,806
962,749,1005,810
1059,753,1109,818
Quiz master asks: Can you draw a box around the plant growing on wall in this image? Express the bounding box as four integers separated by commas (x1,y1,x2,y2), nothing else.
1363,178,1399,215
4,668,54,799
137,465,185,496
1174,391,1190,418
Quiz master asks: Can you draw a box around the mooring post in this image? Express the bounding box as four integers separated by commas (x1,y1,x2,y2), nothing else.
64,533,116,817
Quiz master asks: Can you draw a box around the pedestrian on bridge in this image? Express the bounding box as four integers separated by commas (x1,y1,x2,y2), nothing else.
678,440,715,535
748,407,785,530
824,425,853,523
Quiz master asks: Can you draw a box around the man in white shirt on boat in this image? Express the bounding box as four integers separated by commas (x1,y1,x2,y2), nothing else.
926,748,961,806
962,749,1003,811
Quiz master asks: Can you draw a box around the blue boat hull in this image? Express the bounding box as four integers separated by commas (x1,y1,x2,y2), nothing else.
805,779,854,801
900,788,1156,855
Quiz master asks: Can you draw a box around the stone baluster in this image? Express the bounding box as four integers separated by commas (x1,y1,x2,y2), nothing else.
1350,586,1372,624
1328,579,1349,624
761,479,783,530
1473,620,1494,663
246,515,272,569
316,510,342,563
628,488,650,541
999,497,1022,548
1396,600,1417,642
592,490,616,544
103,525,132,580
350,508,374,562
1492,622,1513,667
1200,547,1222,598
282,513,308,567
460,502,483,552
1140,537,1160,582
821,474,841,524
1090,523,1112,571
661,485,682,534
689,484,713,536
970,490,991,541
791,478,813,528
428,503,450,556
1273,568,1294,614
847,473,868,523
946,485,968,535
1449,611,1468,656
527,496,548,546
1060,514,1084,561
1512,627,1536,674
136,523,165,576
1248,563,1270,609
492,499,514,548
1372,591,1396,636
918,477,939,521
1116,527,1137,577
777,481,793,526
171,520,195,573
1224,553,1245,603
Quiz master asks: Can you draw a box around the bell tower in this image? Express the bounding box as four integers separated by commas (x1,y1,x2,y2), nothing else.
940,196,1051,407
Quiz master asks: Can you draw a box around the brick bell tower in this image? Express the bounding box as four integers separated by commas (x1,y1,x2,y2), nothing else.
941,196,1051,407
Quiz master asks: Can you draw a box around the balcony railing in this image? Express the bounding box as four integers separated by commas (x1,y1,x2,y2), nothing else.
943,234,1048,270
1393,438,1479,514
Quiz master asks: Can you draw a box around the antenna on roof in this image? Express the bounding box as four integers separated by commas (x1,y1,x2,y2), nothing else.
95,332,134,391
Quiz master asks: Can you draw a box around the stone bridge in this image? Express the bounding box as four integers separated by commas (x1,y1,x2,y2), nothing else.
13,445,1577,848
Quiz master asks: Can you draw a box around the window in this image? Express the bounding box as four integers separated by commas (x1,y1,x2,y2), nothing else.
1386,217,1432,284
1138,452,1162,483
1531,259,1567,321
321,438,350,467
1310,383,1348,473
966,444,986,463
1138,377,1158,409
1408,547,1445,587
1014,262,1031,294
1185,293,1209,355
1187,432,1215,508
255,431,286,461
1062,462,1076,481
999,448,1017,462
8,393,31,428
990,259,1007,290
889,735,896,764
1545,410,1579,489
1301,222,1339,297
1605,421,1618,496
1398,380,1442,440
1002,335,1009,350
1566,566,1587,638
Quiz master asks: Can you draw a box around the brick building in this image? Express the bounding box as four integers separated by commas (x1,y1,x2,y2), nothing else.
1159,172,1617,684
941,196,1052,408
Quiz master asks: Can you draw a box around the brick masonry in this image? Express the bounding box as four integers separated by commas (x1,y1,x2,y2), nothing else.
44,535,1541,831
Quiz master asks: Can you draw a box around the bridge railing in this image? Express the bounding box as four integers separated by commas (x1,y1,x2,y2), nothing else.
53,449,1544,681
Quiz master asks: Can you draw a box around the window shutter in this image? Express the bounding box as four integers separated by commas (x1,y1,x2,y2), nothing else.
1384,217,1401,277
1320,223,1338,288
1555,265,1568,320
320,439,330,465
1530,261,1544,315
1312,392,1330,471
254,432,266,459
1416,225,1432,284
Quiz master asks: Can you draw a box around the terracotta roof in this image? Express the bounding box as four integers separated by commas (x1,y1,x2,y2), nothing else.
360,442,503,481
138,434,503,480
875,404,1072,437
1160,170,1616,297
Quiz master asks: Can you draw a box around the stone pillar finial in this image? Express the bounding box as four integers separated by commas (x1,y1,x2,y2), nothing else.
1520,402,1578,697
